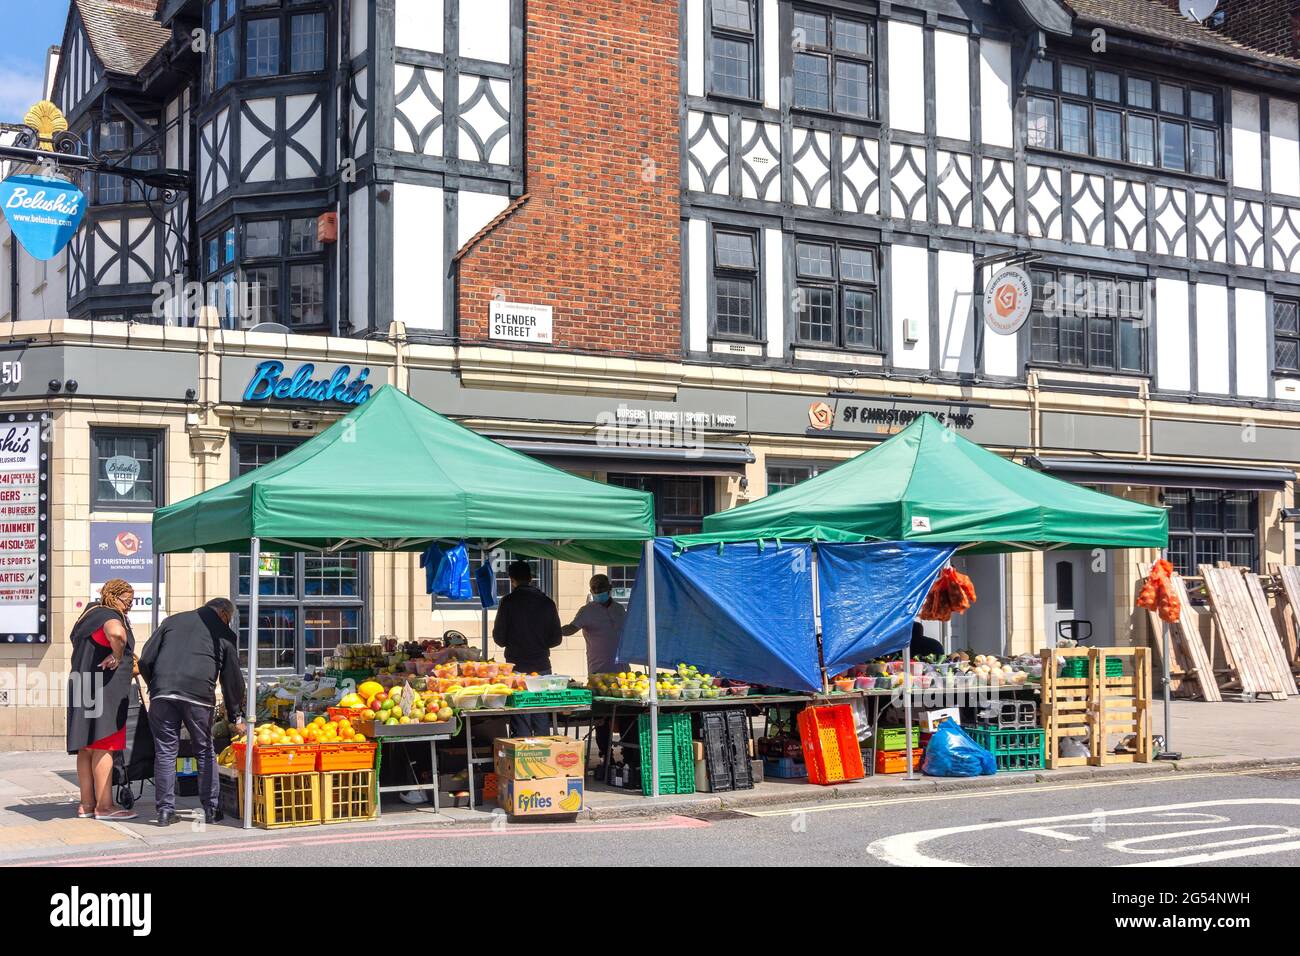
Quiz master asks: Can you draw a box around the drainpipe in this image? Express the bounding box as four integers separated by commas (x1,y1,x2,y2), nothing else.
8,239,17,322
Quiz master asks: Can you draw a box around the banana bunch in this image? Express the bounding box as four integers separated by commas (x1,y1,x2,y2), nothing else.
558,788,581,811
217,746,237,768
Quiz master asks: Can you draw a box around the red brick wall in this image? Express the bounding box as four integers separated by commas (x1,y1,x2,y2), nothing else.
1205,0,1300,57
456,1,681,357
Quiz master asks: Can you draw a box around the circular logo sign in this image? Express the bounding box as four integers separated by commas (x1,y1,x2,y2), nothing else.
808,401,834,431
114,531,141,558
983,266,1033,336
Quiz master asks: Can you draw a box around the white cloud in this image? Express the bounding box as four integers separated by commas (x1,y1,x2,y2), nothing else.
0,62,48,122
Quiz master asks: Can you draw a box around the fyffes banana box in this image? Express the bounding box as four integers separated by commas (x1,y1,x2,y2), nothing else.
500,776,584,816
494,736,585,781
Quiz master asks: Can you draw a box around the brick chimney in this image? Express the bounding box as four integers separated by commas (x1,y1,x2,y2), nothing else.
1201,0,1300,57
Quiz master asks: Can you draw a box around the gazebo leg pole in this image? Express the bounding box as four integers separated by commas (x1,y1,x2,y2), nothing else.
645,539,659,798
479,547,489,660
150,555,161,635
904,640,915,781
243,537,260,830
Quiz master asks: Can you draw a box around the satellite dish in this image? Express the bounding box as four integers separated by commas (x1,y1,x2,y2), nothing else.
1178,0,1219,22
248,322,291,334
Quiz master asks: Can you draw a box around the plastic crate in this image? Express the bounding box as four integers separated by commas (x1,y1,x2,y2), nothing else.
873,725,920,751
323,668,373,685
328,706,367,724
763,756,808,779
231,742,318,775
320,769,377,823
874,748,923,774
635,712,695,795
965,725,1045,772
1061,656,1123,679
797,704,865,785
975,699,1039,730
316,742,377,772
508,688,593,709
698,710,754,793
222,771,322,828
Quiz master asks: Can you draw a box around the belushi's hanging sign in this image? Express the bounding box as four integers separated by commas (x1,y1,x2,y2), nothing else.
0,173,86,261
243,360,374,405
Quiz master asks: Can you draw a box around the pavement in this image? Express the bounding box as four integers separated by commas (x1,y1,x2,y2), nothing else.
2,697,1298,865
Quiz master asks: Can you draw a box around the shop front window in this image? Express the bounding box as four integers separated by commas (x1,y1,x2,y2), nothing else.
91,429,163,510
1165,488,1258,575
233,438,365,671
606,475,714,600
766,461,831,495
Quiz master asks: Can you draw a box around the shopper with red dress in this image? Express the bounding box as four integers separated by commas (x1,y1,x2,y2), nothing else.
65,578,138,821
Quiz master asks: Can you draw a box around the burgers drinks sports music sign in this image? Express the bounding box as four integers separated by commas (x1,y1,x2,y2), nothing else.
982,266,1033,336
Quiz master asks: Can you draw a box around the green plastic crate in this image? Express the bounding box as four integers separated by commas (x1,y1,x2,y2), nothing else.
873,725,919,752
636,712,695,795
1061,656,1123,679
965,725,1045,772
323,668,373,685
509,688,593,709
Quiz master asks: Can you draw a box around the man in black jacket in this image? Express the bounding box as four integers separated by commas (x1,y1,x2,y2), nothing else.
138,598,245,826
492,561,562,735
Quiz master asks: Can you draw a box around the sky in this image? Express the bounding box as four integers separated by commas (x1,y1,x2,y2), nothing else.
0,1,72,120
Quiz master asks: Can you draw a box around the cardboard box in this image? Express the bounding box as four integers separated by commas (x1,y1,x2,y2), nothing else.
494,736,584,781
499,776,584,816
918,707,961,732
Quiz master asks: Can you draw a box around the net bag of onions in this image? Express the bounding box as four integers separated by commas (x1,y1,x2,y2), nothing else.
920,566,977,622
1135,558,1182,623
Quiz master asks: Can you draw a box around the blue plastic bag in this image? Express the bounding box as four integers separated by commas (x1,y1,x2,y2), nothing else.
921,722,997,777
474,560,497,609
431,542,473,601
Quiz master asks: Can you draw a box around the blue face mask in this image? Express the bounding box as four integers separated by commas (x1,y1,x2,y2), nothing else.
593,591,612,605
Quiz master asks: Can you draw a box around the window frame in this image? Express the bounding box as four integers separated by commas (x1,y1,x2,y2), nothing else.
606,475,715,600
710,226,762,343
1272,294,1300,375
707,0,760,102
240,214,329,330
788,5,877,121
1164,488,1259,576
205,0,330,99
94,117,160,206
765,460,831,496
1023,55,1222,179
231,436,367,673
1027,267,1149,375
90,428,165,512
793,237,881,352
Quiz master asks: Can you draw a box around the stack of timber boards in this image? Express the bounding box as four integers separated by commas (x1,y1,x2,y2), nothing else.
1138,562,1220,702
1269,565,1300,666
1199,565,1297,700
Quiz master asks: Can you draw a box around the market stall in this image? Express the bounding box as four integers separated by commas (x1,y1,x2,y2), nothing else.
150,385,657,826
656,413,1170,777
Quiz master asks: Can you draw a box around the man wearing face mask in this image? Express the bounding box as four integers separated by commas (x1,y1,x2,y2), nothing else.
562,574,628,762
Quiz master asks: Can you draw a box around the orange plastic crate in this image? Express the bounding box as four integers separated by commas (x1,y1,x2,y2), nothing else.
874,748,923,774
797,704,865,785
316,742,377,772
328,706,367,723
231,742,318,775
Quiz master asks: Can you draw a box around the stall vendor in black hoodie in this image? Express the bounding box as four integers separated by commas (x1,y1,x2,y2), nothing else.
137,598,245,826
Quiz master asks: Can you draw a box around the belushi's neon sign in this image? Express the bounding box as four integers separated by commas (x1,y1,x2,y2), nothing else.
243,360,373,405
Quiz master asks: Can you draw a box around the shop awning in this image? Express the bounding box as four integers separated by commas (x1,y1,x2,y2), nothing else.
1025,457,1297,492
678,413,1168,554
151,386,655,564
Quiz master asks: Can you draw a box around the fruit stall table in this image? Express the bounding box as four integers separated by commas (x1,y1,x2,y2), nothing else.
370,725,459,817
591,692,866,788
460,703,592,811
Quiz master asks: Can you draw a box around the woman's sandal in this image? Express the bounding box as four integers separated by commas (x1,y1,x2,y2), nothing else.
76,806,94,818
93,808,138,821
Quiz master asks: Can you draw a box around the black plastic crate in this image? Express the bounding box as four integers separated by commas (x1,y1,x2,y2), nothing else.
696,709,754,793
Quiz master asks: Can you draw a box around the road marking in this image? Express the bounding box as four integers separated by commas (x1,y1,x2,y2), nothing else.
16,815,712,867
1123,838,1300,867
867,799,1300,867
1108,824,1300,855
739,766,1295,818
1023,811,1229,843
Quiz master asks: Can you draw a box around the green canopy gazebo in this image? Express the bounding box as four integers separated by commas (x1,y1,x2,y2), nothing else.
150,386,660,824
677,413,1169,778
685,413,1169,553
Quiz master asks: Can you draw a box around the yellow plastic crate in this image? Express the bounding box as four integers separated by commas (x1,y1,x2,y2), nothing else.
320,769,378,824
233,772,321,829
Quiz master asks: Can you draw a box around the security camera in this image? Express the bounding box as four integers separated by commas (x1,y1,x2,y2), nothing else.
47,379,61,393
65,380,78,393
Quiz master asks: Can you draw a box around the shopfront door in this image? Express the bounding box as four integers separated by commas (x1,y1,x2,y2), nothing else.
1043,551,1088,647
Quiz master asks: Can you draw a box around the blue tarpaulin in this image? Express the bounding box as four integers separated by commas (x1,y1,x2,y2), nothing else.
817,541,957,673
618,539,823,691
617,538,955,692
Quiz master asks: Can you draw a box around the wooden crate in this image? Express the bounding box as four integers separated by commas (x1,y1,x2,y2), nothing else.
1041,647,1152,768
